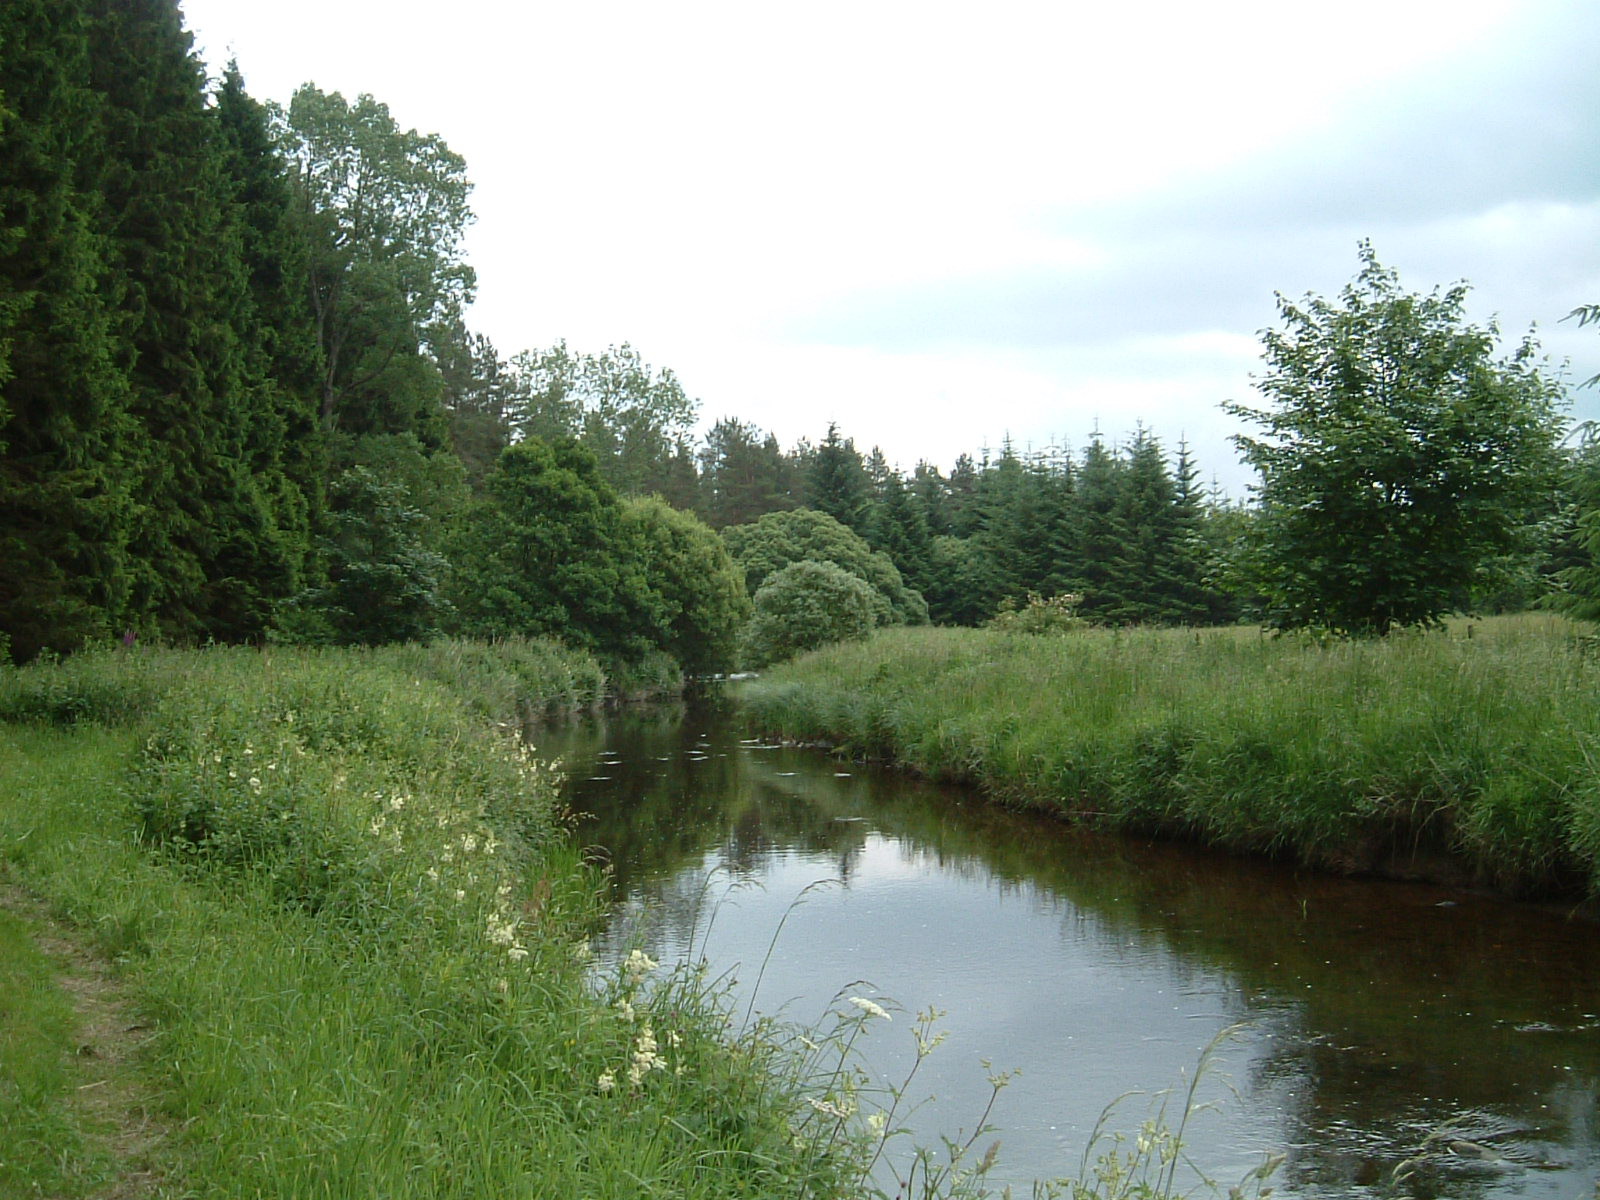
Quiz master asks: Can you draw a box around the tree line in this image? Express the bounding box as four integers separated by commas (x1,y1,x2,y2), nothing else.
3,0,1596,669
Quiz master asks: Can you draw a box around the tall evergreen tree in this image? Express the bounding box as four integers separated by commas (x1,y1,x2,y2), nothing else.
86,0,308,643
0,0,136,660
865,467,935,601
698,418,796,527
805,423,871,534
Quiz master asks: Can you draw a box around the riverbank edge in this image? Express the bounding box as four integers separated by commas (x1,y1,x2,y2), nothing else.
0,644,889,1198
738,618,1600,906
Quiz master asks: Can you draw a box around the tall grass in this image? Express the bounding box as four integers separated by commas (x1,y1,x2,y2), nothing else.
742,613,1600,896
0,647,883,1198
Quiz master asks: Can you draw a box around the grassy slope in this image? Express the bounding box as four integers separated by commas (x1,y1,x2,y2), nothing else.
741,614,1600,897
0,643,887,1199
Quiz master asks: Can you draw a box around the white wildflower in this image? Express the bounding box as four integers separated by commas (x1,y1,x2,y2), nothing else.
623,949,658,984
597,1069,615,1093
507,946,529,962
849,996,891,1021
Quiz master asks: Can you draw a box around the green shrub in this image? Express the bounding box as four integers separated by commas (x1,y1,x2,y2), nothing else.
741,559,877,668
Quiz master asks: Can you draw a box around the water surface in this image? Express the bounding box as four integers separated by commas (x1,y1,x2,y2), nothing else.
539,697,1600,1198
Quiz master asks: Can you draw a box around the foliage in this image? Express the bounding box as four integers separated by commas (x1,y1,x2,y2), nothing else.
696,416,798,528
447,437,663,659
509,340,698,499
273,84,472,440
1547,306,1600,619
1226,244,1567,634
805,422,873,533
986,592,1085,636
722,507,928,627
292,465,450,645
621,496,750,676
740,560,878,668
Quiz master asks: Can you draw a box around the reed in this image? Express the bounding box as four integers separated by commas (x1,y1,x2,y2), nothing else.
742,613,1600,896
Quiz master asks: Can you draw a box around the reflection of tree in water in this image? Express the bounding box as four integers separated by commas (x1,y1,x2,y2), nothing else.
543,697,1600,1200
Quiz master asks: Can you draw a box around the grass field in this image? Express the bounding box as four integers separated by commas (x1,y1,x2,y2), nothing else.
741,613,1600,898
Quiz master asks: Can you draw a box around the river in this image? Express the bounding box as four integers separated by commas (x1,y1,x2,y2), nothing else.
536,694,1600,1199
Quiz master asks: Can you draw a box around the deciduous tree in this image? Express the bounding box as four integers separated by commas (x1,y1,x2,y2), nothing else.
1226,245,1566,634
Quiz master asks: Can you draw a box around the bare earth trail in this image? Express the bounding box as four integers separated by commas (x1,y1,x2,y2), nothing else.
0,881,168,1200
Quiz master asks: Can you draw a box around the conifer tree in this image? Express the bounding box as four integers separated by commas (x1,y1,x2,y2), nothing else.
697,418,797,528
1071,434,1127,620
0,0,136,659
805,423,872,534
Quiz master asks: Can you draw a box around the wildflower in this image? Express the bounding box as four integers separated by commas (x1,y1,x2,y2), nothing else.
426,867,440,882
454,889,466,902
485,913,518,946
248,776,262,791
665,1029,681,1048
370,816,387,835
627,1025,666,1086
867,1112,888,1136
387,794,405,812
615,999,636,1023
597,1069,616,1093
807,1096,851,1120
508,946,529,962
623,949,658,985
572,939,593,963
849,996,891,1021
461,833,479,853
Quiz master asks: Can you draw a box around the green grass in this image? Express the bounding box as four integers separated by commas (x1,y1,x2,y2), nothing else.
0,903,107,1197
0,645,904,1199
741,613,1600,897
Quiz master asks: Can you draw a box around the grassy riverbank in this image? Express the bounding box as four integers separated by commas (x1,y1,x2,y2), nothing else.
0,643,910,1198
741,613,1600,899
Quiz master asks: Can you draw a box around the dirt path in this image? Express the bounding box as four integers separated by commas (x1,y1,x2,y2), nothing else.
0,883,169,1200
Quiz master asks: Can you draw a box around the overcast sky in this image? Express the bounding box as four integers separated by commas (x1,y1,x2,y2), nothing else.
180,0,1599,495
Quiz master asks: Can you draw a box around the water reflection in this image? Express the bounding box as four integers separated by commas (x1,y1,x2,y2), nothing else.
537,696,1600,1199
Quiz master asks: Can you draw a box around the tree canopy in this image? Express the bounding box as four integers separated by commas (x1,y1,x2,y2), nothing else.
1226,244,1566,634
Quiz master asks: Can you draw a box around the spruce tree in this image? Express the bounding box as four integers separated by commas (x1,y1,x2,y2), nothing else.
0,0,136,660
806,423,872,534
86,0,268,641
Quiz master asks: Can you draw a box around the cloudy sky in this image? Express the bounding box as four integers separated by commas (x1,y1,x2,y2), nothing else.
181,0,1599,494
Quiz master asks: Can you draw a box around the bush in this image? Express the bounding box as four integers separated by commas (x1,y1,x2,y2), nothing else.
986,592,1086,636
741,560,877,668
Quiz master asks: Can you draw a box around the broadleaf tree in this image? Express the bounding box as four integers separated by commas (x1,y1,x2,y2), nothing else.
1225,244,1566,634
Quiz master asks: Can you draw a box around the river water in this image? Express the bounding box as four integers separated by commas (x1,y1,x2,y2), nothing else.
537,695,1600,1199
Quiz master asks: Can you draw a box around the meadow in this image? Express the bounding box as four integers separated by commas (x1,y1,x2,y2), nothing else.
741,613,1600,899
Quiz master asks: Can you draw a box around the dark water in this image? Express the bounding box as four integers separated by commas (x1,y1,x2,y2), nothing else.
537,696,1600,1199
